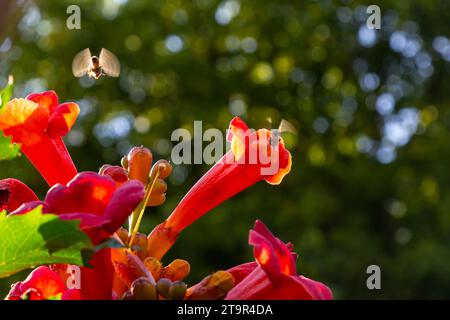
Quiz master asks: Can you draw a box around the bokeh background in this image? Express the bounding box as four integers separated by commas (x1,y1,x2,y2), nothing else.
1,0,450,299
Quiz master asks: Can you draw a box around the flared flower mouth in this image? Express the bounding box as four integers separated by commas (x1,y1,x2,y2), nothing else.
226,116,292,184
0,91,78,146
0,91,79,186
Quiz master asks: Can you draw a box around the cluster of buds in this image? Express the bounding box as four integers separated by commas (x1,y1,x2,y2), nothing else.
116,227,191,300
99,146,172,207
122,277,188,301
99,146,172,243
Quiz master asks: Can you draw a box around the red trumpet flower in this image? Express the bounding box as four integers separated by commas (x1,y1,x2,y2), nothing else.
7,172,145,300
0,91,78,186
225,220,332,300
6,266,80,300
147,117,292,259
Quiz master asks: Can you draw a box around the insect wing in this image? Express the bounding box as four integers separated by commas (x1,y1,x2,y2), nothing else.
278,119,297,134
72,48,91,77
99,48,120,77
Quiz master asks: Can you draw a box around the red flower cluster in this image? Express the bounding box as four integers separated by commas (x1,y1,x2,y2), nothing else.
1,91,331,300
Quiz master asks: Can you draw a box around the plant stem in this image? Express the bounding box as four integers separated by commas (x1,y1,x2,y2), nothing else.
128,169,161,247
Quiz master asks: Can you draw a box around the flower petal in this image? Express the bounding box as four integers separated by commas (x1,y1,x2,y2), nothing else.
0,178,39,212
226,261,258,285
46,102,79,138
26,90,59,115
0,98,49,145
18,266,65,300
45,172,116,216
102,180,145,233
250,220,297,282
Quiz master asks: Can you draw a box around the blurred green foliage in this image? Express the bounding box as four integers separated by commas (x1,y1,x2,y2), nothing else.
1,0,450,298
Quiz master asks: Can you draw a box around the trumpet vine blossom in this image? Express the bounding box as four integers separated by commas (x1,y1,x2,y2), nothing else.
0,91,78,186
147,117,292,259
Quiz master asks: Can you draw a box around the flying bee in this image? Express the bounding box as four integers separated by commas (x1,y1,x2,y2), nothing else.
266,118,297,146
278,119,297,134
72,48,120,79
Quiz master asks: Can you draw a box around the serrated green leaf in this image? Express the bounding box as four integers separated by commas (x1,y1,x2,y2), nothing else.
0,76,20,161
0,206,94,278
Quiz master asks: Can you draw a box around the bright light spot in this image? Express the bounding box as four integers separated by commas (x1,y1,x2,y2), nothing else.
102,0,127,20
356,135,373,153
215,0,240,25
67,129,85,147
336,7,353,23
359,73,380,92
376,93,395,115
383,108,419,147
0,38,12,52
251,62,274,84
358,25,377,48
390,31,407,52
156,139,171,155
387,200,407,218
165,35,184,53
93,112,134,146
37,20,52,37
313,117,329,134
134,116,150,133
395,227,412,245
241,37,258,53
229,95,247,116
376,145,396,164
225,35,240,52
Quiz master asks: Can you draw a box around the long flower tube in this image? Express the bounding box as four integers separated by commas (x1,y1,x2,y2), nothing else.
147,117,292,260
0,91,78,186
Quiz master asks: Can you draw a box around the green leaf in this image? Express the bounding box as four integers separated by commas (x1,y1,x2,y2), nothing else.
0,75,13,111
0,132,20,161
0,76,20,161
0,206,94,278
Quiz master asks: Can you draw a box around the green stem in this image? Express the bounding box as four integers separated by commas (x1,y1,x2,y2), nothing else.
128,170,161,247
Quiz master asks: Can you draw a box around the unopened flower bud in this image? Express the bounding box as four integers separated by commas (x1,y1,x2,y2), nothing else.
161,259,190,281
153,179,167,194
130,232,148,260
116,227,129,245
131,277,157,300
121,155,128,170
156,278,172,299
169,281,187,300
128,146,153,185
99,165,128,187
144,257,163,279
147,193,166,207
98,164,111,175
150,159,172,180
